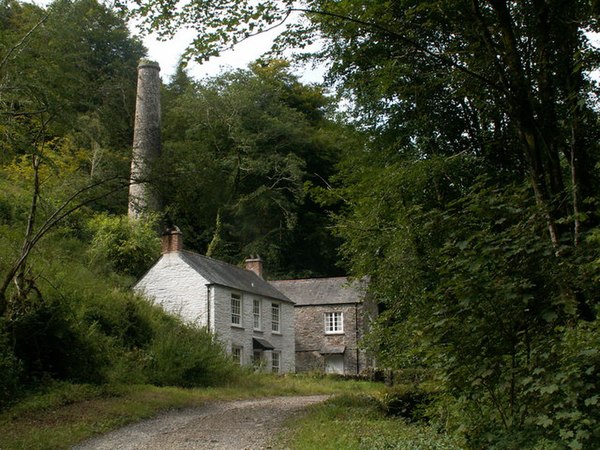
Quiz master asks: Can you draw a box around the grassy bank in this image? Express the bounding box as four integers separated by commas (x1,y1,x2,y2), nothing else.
275,394,465,450
0,374,380,450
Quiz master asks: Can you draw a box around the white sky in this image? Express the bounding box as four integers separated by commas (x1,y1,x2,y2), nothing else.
139,25,325,84
126,4,328,85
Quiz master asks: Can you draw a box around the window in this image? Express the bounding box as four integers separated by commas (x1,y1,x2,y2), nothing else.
271,303,280,333
325,311,343,334
253,299,261,330
231,346,242,365
231,293,242,326
253,350,263,368
271,351,281,373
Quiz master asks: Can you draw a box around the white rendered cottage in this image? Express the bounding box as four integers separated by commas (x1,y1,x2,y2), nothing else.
134,227,295,373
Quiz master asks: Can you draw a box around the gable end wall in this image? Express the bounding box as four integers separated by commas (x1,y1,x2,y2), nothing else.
134,253,209,326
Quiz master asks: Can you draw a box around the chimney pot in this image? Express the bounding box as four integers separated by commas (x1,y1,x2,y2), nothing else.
245,256,263,279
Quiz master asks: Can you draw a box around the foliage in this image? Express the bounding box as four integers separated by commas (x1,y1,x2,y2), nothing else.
145,324,239,387
345,176,600,449
87,213,161,277
0,0,145,316
159,60,352,277
1,0,144,163
377,385,434,422
0,228,242,407
0,324,22,406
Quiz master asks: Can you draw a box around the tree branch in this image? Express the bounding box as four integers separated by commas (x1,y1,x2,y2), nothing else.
290,7,504,93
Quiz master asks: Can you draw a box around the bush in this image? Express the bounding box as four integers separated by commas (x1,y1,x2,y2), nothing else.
146,322,239,387
10,297,109,384
0,325,22,407
378,385,434,422
87,213,161,277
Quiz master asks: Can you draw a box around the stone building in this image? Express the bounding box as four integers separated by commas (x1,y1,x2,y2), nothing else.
270,277,375,375
134,228,295,373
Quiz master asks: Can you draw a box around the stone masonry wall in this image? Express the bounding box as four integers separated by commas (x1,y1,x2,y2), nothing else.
295,303,369,375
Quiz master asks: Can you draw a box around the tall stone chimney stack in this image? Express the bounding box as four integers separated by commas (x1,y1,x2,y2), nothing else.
128,59,162,219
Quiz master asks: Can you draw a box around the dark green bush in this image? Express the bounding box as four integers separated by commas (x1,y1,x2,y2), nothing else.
146,323,239,387
0,325,22,407
10,298,108,384
378,385,434,422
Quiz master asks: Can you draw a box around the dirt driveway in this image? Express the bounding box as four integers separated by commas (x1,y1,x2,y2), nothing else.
73,395,329,450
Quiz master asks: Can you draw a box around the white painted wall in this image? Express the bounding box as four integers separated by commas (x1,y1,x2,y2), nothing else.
134,253,209,327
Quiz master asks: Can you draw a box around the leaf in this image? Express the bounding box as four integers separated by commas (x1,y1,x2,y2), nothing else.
540,384,560,394
536,415,553,428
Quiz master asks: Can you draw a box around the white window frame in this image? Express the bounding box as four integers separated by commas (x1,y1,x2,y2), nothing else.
271,351,281,374
253,298,262,330
271,302,280,333
231,292,242,327
231,345,243,365
324,311,344,334
253,349,263,368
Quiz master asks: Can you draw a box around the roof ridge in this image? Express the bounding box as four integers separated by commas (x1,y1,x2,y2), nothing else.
270,276,349,283
181,250,250,272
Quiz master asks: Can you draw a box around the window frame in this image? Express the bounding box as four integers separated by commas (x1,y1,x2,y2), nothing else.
231,292,243,327
324,311,344,334
253,298,262,331
271,302,281,333
231,345,243,365
253,349,263,368
271,351,281,374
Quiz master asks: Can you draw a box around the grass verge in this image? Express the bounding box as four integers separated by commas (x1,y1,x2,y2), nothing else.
274,394,465,450
0,374,380,450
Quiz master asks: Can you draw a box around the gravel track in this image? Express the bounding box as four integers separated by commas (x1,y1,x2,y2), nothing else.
73,395,329,450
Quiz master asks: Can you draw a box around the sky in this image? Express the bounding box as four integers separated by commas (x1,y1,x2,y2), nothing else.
138,27,278,82
130,14,326,84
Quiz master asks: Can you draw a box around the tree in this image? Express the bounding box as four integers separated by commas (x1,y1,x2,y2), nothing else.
159,60,352,277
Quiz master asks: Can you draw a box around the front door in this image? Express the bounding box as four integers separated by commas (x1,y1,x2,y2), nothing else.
324,354,344,374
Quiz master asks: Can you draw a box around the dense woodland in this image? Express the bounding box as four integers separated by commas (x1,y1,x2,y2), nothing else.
1,0,599,448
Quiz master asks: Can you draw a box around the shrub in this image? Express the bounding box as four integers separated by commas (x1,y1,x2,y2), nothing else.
87,213,161,277
0,325,22,407
145,322,239,387
378,385,434,422
10,297,109,384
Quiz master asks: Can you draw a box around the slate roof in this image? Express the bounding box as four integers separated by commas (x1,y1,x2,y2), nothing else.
179,251,292,303
269,277,367,306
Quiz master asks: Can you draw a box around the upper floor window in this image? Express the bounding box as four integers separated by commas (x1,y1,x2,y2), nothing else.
325,311,343,334
253,298,261,330
231,293,242,326
271,303,280,333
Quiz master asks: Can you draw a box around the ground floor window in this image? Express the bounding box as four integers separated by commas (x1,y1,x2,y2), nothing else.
271,351,281,373
231,345,243,365
253,349,263,368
